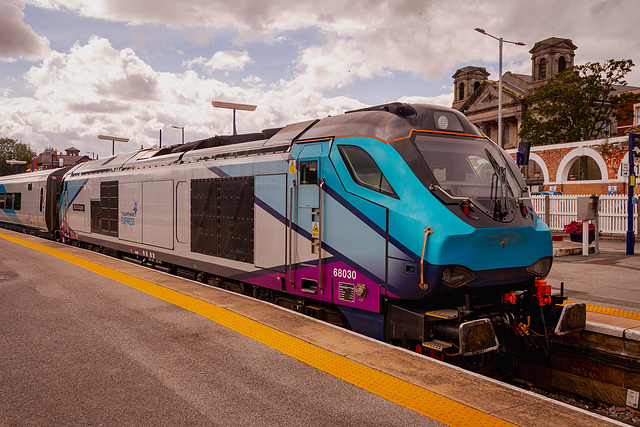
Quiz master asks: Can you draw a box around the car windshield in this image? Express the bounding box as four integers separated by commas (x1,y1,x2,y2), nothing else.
412,134,523,220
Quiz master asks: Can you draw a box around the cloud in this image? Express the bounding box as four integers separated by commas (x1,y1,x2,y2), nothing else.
25,36,159,103
5,0,640,157
397,93,453,107
23,1,640,83
0,0,50,62
183,50,254,74
0,36,364,155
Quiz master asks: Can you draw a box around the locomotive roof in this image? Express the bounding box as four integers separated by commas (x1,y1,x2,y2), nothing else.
69,103,482,176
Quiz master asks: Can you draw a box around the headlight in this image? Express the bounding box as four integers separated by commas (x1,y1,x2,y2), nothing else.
526,256,552,278
440,265,476,288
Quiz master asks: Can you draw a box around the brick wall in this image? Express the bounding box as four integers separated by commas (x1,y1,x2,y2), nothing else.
507,138,630,195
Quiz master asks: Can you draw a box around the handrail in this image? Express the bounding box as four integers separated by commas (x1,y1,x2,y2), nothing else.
318,178,325,293
428,184,471,203
288,179,296,287
419,227,434,291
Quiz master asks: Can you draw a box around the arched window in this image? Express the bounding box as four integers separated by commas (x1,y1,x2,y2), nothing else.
558,56,566,73
527,159,545,185
458,83,465,101
538,58,547,79
567,156,601,181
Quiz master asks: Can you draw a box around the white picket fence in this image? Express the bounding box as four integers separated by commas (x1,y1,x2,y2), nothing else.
531,195,639,235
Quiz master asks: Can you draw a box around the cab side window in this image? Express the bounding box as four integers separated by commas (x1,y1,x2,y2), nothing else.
338,145,397,198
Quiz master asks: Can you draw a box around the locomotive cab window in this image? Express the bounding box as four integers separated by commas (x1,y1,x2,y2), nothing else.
299,160,318,185
338,145,397,198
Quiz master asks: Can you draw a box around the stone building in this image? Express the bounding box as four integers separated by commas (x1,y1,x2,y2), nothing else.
452,37,579,149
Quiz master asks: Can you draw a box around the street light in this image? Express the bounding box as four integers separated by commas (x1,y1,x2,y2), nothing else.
98,134,129,156
171,125,185,144
212,100,257,136
6,159,27,174
475,28,525,149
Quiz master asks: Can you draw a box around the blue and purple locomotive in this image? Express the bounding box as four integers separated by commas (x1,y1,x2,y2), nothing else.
0,103,585,357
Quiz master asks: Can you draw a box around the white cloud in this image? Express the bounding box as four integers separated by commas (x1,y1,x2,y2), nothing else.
0,0,50,62
0,36,365,155
183,51,253,75
5,0,640,156
397,93,453,107
23,1,640,83
206,50,253,73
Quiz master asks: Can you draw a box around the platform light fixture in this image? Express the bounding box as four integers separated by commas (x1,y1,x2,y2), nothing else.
474,28,525,149
171,125,185,145
6,159,27,174
98,134,129,156
212,100,257,136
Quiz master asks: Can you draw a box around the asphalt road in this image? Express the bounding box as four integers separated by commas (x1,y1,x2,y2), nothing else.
548,239,640,312
0,238,440,426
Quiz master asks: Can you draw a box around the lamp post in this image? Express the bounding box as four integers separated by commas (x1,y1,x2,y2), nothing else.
212,101,257,136
475,28,525,149
6,159,27,174
171,125,185,145
98,134,129,156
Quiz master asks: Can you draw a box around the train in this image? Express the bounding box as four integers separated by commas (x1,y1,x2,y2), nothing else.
0,102,585,360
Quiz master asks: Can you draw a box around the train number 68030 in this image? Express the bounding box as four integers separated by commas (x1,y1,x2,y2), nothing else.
333,268,356,280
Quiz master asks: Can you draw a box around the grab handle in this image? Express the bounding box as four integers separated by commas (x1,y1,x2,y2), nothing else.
419,227,434,291
288,180,296,287
317,178,325,292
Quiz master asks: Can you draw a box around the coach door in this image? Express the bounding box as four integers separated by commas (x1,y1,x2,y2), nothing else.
292,143,328,298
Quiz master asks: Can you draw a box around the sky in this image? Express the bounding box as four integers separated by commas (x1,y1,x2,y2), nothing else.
1,0,640,159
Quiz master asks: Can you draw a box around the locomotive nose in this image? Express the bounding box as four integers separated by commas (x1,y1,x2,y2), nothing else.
433,224,553,279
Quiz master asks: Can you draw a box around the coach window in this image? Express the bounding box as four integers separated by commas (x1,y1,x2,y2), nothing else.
13,193,21,210
5,194,13,210
338,145,397,198
0,194,5,209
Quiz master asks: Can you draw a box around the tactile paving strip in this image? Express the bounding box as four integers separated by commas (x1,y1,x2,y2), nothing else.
564,300,640,321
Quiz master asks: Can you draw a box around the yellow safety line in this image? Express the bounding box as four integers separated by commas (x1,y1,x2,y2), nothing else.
564,301,640,321
0,231,513,426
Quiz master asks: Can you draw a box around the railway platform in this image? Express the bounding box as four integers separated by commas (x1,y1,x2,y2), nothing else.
0,228,633,426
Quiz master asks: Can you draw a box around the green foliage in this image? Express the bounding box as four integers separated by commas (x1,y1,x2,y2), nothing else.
0,138,37,176
519,59,640,146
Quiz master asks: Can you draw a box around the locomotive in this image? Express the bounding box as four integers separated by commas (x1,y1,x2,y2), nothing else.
0,102,585,358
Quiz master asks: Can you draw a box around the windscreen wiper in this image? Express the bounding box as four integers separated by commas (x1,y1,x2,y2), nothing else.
485,149,510,220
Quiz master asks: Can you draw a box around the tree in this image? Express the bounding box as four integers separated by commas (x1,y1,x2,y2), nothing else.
0,138,37,176
519,59,640,146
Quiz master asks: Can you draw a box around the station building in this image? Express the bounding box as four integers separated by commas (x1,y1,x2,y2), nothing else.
453,37,640,195
28,146,91,171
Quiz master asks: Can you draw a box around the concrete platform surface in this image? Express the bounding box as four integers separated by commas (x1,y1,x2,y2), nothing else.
0,229,625,426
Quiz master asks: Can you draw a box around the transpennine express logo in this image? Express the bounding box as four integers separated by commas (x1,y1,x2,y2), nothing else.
121,200,138,225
